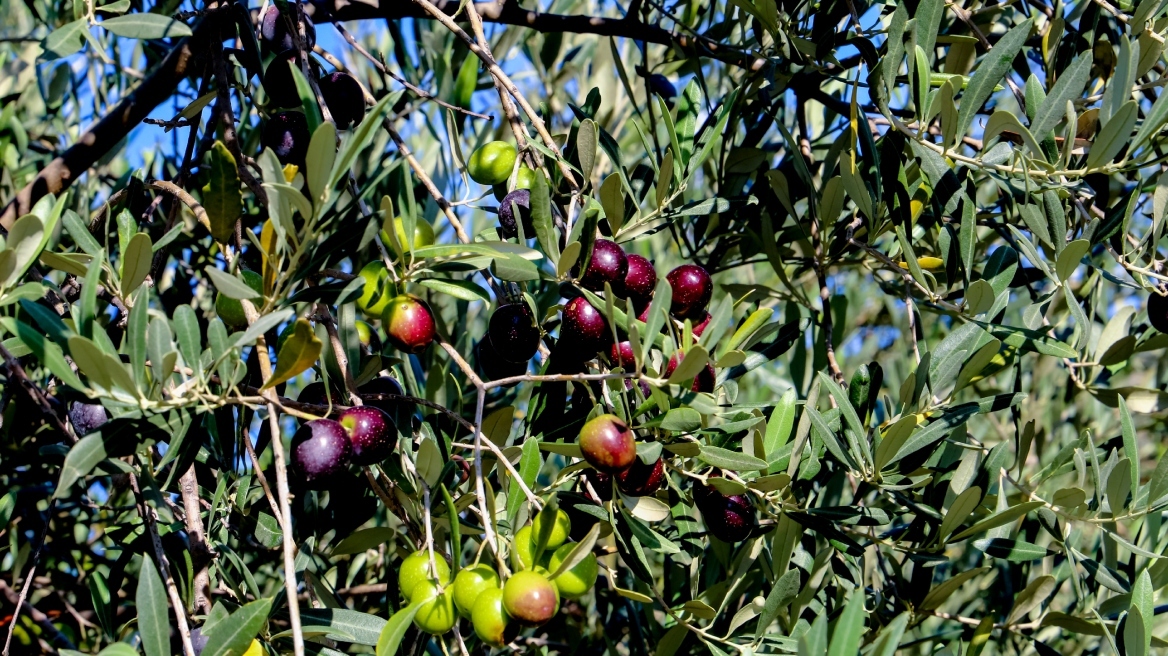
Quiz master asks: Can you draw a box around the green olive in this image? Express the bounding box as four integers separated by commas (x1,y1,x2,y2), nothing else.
510,525,552,571
471,586,513,647
382,216,435,251
547,543,598,598
515,165,537,190
410,579,457,635
467,141,517,185
531,509,571,549
355,261,395,320
398,550,450,601
452,564,501,618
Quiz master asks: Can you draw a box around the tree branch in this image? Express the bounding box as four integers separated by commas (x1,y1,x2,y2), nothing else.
0,16,219,231
314,0,766,71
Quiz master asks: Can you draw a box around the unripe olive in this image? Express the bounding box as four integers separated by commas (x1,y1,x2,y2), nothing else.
548,543,599,599
468,141,518,185
531,509,571,549
398,550,450,600
471,586,515,648
410,580,457,635
510,525,553,571
452,564,500,619
356,261,395,320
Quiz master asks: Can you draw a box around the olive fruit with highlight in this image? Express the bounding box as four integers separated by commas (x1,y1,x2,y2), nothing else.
623,254,657,303
548,543,599,598
214,270,264,328
575,239,628,292
398,550,451,600
488,302,540,363
262,111,309,167
616,457,665,497
502,570,559,626
385,217,435,251
410,580,457,635
498,189,534,239
531,509,571,549
609,341,636,368
383,295,436,353
259,5,316,53
337,405,395,465
578,413,637,473
559,296,610,356
468,141,517,185
515,165,537,189
471,587,515,648
666,264,713,319
290,419,352,489
1148,293,1168,333
452,564,501,618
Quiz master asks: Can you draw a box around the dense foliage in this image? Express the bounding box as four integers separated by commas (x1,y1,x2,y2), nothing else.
3,0,1168,654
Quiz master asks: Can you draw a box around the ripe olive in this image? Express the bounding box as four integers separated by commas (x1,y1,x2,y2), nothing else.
319,71,366,129
289,419,352,489
337,405,396,465
382,295,436,353
262,111,310,167
1148,293,1168,333
623,254,657,303
578,413,637,473
488,302,540,364
666,264,713,319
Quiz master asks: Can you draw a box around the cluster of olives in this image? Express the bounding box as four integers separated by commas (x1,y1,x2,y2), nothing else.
560,238,715,383
256,6,369,168
285,376,405,487
576,409,756,542
397,509,597,647
289,401,397,488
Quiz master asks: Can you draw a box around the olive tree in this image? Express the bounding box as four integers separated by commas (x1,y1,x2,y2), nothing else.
1,0,1167,654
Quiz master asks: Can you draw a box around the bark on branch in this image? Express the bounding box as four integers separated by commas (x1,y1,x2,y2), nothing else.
312,0,766,70
0,15,220,231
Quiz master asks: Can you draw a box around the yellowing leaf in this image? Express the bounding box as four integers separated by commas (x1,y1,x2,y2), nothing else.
263,319,321,390
898,256,944,270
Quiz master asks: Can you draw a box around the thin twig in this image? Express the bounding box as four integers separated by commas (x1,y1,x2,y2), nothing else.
130,475,197,656
2,501,56,656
